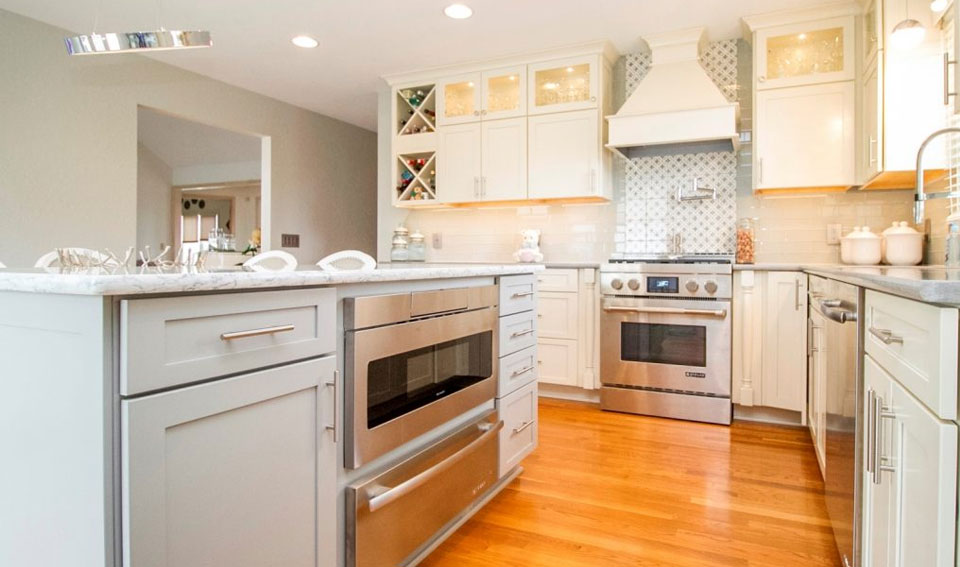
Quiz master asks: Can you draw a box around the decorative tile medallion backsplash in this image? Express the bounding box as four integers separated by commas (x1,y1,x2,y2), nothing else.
615,40,740,256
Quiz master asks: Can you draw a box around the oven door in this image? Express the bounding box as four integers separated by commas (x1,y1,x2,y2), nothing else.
345,307,497,469
600,297,731,397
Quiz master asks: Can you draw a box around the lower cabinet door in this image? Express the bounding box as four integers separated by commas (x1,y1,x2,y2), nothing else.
537,291,579,340
863,355,896,567
537,338,578,386
122,356,338,567
499,381,539,477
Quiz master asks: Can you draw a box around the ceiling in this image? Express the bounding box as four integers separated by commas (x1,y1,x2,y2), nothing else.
2,0,828,131
138,107,260,168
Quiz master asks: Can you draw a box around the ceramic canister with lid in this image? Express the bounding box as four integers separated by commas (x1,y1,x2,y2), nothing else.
882,222,923,266
841,226,882,265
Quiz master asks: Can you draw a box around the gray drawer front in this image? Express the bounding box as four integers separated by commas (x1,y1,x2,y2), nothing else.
499,274,537,316
499,310,537,357
498,345,538,398
121,288,336,395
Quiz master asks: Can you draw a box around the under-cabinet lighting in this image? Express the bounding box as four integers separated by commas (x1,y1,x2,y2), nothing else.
443,4,473,19
291,35,319,48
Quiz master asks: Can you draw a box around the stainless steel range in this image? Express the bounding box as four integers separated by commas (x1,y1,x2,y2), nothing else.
599,254,733,425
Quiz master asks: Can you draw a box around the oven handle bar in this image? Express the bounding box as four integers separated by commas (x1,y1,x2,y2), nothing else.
365,419,504,513
603,306,728,318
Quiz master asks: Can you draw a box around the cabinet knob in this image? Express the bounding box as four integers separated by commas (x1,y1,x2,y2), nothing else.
590,96,597,102
473,110,480,116
758,76,766,83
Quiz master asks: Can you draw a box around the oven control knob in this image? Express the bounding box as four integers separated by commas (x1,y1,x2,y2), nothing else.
685,280,699,293
627,278,640,291
704,281,719,294
610,278,623,290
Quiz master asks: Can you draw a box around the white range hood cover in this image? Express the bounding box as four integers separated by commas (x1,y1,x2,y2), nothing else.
607,27,740,154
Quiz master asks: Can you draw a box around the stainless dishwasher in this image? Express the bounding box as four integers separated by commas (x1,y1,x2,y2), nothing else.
809,275,863,567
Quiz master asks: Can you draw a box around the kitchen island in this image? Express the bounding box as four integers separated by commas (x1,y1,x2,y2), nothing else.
0,263,542,567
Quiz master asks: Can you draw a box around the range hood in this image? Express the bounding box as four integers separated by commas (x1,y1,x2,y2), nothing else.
607,27,740,157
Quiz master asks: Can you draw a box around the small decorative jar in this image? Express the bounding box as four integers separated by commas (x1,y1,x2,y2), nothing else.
736,218,756,264
408,229,426,262
390,225,410,262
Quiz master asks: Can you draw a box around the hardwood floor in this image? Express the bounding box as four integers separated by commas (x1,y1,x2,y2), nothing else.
420,398,842,567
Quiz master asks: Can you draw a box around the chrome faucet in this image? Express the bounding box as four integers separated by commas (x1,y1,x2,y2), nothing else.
914,127,960,223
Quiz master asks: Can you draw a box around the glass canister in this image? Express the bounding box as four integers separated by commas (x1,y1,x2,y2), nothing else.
736,218,756,264
408,229,426,262
390,225,410,262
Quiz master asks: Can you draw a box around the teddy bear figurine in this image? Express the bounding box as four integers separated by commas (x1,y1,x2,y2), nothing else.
513,229,544,263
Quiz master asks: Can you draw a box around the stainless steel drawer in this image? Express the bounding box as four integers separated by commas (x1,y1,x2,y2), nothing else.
499,310,537,357
347,411,501,567
498,345,538,398
499,274,537,316
121,288,336,395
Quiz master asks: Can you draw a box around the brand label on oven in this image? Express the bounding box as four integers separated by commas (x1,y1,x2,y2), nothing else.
685,371,707,379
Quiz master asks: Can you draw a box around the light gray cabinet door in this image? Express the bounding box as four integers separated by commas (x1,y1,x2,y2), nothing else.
122,356,337,567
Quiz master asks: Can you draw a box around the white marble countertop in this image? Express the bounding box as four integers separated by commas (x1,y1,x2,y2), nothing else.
0,263,543,296
735,263,960,306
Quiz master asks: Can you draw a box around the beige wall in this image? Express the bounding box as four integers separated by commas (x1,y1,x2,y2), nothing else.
136,144,174,252
0,10,376,267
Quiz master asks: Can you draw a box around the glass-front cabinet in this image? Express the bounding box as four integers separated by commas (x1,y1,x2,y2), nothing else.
437,73,482,126
527,56,599,114
862,0,882,70
755,16,855,90
481,66,526,119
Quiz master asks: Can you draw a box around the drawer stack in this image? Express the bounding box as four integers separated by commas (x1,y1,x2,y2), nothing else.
497,274,540,478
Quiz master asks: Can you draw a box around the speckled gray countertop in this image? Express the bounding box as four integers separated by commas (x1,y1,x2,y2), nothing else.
0,263,543,296
736,263,960,306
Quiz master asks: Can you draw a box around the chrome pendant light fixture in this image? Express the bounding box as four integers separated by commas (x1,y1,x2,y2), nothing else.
65,0,212,55
891,0,926,49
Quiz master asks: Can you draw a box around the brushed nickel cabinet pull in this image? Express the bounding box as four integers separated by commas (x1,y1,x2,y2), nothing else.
512,420,535,435
511,328,535,338
511,291,535,298
511,365,535,377
325,370,338,435
869,327,903,345
220,324,295,341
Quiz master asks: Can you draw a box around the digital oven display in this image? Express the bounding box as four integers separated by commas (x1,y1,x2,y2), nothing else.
646,276,679,294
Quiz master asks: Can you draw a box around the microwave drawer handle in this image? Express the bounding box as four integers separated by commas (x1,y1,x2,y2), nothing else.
220,324,295,341
603,306,727,318
366,420,504,513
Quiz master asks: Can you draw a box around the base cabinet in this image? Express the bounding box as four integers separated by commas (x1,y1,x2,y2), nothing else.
808,308,826,474
535,268,599,391
862,355,958,567
498,381,539,478
122,356,338,567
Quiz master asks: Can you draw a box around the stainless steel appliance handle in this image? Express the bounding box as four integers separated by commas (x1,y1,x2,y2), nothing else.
512,420,535,435
869,327,904,345
603,306,727,318
220,324,295,341
819,300,857,323
872,393,897,485
324,370,337,435
366,420,504,513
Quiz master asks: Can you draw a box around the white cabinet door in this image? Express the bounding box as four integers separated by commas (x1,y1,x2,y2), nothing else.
528,109,600,199
481,117,527,201
755,16,856,90
436,73,482,126
809,309,827,475
122,356,337,567
761,272,807,412
536,291,579,340
863,354,958,567
861,59,882,183
528,55,599,114
481,66,526,120
498,381,538,478
755,81,856,190
537,338,578,387
437,123,482,203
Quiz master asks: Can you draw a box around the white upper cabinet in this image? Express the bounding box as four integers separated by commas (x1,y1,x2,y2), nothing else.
755,16,856,90
528,56,600,115
437,123,482,203
482,66,526,120
755,81,856,190
528,109,600,199
481,117,527,201
437,73,482,126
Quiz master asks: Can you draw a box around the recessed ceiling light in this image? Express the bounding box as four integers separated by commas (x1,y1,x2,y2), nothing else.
444,4,473,19
291,35,319,49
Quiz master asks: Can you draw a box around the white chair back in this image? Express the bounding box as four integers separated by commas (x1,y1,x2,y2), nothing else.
316,250,376,272
242,250,298,272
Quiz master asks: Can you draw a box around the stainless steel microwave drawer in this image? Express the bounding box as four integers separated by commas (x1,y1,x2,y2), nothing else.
121,288,336,395
347,411,501,567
